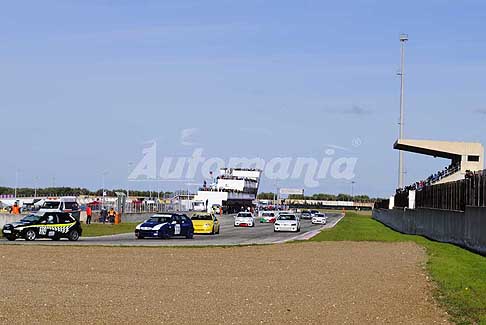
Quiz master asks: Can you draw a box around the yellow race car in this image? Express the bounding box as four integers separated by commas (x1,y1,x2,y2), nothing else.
191,213,220,234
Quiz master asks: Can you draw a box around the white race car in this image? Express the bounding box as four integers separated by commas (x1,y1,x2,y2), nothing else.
311,213,327,225
274,214,300,232
234,212,255,227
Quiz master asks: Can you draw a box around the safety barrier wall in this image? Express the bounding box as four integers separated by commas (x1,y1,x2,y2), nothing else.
120,211,194,223
0,211,194,229
373,207,486,255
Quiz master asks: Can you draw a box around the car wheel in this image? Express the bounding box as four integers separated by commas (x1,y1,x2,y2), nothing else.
136,234,144,239
186,230,194,239
216,227,220,234
211,226,215,235
68,229,80,241
297,227,301,232
6,235,16,241
24,229,37,241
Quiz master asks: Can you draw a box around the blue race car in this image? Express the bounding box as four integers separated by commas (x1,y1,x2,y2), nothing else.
135,214,194,239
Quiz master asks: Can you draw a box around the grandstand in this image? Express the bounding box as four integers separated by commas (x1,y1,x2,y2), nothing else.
394,139,484,187
381,139,485,211
373,139,486,254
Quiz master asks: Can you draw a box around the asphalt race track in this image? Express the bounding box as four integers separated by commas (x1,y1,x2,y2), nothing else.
0,213,343,247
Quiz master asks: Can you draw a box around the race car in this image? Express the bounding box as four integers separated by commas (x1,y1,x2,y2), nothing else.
2,212,82,241
135,214,194,239
191,213,220,234
311,213,327,225
274,213,300,232
259,211,276,223
300,211,312,220
234,212,255,227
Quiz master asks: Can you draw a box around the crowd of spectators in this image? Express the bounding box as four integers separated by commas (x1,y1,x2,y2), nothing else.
217,175,258,182
199,185,248,194
396,162,461,194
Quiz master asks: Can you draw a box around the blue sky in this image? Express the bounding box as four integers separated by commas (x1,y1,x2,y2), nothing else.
1,0,486,197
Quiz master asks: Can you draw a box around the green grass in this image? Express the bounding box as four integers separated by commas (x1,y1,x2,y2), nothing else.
312,212,486,324
82,223,138,237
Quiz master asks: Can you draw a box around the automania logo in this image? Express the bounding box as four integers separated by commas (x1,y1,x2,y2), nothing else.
128,141,357,188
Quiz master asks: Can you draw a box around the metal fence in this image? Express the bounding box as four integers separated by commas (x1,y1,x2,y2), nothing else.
396,170,486,212
124,202,168,213
374,199,390,209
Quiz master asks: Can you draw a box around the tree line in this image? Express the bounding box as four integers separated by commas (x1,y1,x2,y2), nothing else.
257,192,379,202
0,187,174,198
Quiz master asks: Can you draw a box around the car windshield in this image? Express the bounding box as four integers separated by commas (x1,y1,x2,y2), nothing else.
192,214,212,220
237,213,252,218
262,213,274,217
302,212,310,215
64,202,79,210
311,210,319,214
147,216,171,223
278,215,296,221
21,214,42,223
42,201,61,209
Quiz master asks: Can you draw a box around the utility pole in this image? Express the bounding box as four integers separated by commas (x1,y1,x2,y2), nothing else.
127,162,133,199
14,169,19,198
398,33,408,188
102,171,108,209
34,176,39,198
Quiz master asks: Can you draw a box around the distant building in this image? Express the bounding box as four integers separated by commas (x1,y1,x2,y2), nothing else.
193,168,262,213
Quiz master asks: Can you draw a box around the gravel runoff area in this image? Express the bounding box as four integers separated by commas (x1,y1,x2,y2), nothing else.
0,242,450,324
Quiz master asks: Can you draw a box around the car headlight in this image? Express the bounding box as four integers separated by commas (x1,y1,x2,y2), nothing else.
204,223,211,227
135,224,142,230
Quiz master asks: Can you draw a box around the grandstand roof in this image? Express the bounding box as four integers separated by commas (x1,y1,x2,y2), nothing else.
393,139,484,160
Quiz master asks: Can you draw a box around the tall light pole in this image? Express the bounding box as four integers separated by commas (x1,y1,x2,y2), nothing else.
398,33,408,189
351,181,356,199
102,171,108,209
34,176,39,198
14,169,19,198
127,162,133,199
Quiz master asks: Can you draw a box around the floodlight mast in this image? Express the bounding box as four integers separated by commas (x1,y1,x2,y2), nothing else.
398,33,408,189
